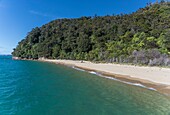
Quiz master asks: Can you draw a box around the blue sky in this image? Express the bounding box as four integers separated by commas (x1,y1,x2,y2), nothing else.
0,0,157,54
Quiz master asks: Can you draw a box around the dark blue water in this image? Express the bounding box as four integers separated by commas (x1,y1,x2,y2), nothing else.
0,55,170,115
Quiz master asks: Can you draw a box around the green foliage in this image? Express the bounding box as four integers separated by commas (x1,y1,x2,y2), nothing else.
52,45,60,59
12,2,170,65
157,29,170,54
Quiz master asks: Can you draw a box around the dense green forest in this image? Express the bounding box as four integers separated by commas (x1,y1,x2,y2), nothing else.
12,1,170,66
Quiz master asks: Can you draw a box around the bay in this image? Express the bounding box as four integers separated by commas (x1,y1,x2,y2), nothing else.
0,55,170,115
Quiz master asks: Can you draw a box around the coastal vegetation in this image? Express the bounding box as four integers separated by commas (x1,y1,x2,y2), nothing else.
12,1,170,66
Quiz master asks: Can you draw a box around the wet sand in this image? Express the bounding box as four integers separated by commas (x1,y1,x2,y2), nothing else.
40,59,170,96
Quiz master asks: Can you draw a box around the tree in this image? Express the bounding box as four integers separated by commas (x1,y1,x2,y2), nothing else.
157,30,170,54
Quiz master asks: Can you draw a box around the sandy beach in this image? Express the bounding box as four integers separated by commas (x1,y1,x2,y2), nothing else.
39,59,170,95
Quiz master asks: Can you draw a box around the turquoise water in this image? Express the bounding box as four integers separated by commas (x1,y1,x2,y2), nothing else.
0,56,170,115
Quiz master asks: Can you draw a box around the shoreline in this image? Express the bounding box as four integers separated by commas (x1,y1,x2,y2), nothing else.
13,57,170,96
37,59,170,96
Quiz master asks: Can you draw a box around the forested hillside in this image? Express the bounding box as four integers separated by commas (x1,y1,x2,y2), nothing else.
12,1,170,66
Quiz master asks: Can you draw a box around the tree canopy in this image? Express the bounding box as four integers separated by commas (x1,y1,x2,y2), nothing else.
12,1,170,66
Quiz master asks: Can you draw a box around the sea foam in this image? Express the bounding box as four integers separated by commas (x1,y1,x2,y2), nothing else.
73,67,157,91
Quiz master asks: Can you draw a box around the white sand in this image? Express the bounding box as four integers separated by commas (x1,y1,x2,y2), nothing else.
41,59,170,86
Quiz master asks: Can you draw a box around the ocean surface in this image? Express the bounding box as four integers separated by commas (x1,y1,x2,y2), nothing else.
0,55,170,115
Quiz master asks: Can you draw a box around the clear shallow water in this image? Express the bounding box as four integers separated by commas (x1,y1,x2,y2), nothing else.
0,56,170,115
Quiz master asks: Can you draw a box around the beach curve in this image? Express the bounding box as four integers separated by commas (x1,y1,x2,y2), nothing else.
39,59,170,96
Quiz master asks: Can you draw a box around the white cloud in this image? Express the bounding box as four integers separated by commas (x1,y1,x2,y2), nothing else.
0,47,10,54
29,10,55,18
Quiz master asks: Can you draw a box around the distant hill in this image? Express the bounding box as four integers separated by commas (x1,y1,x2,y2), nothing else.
12,1,170,66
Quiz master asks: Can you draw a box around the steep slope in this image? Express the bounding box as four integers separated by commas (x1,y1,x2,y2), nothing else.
12,1,170,66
